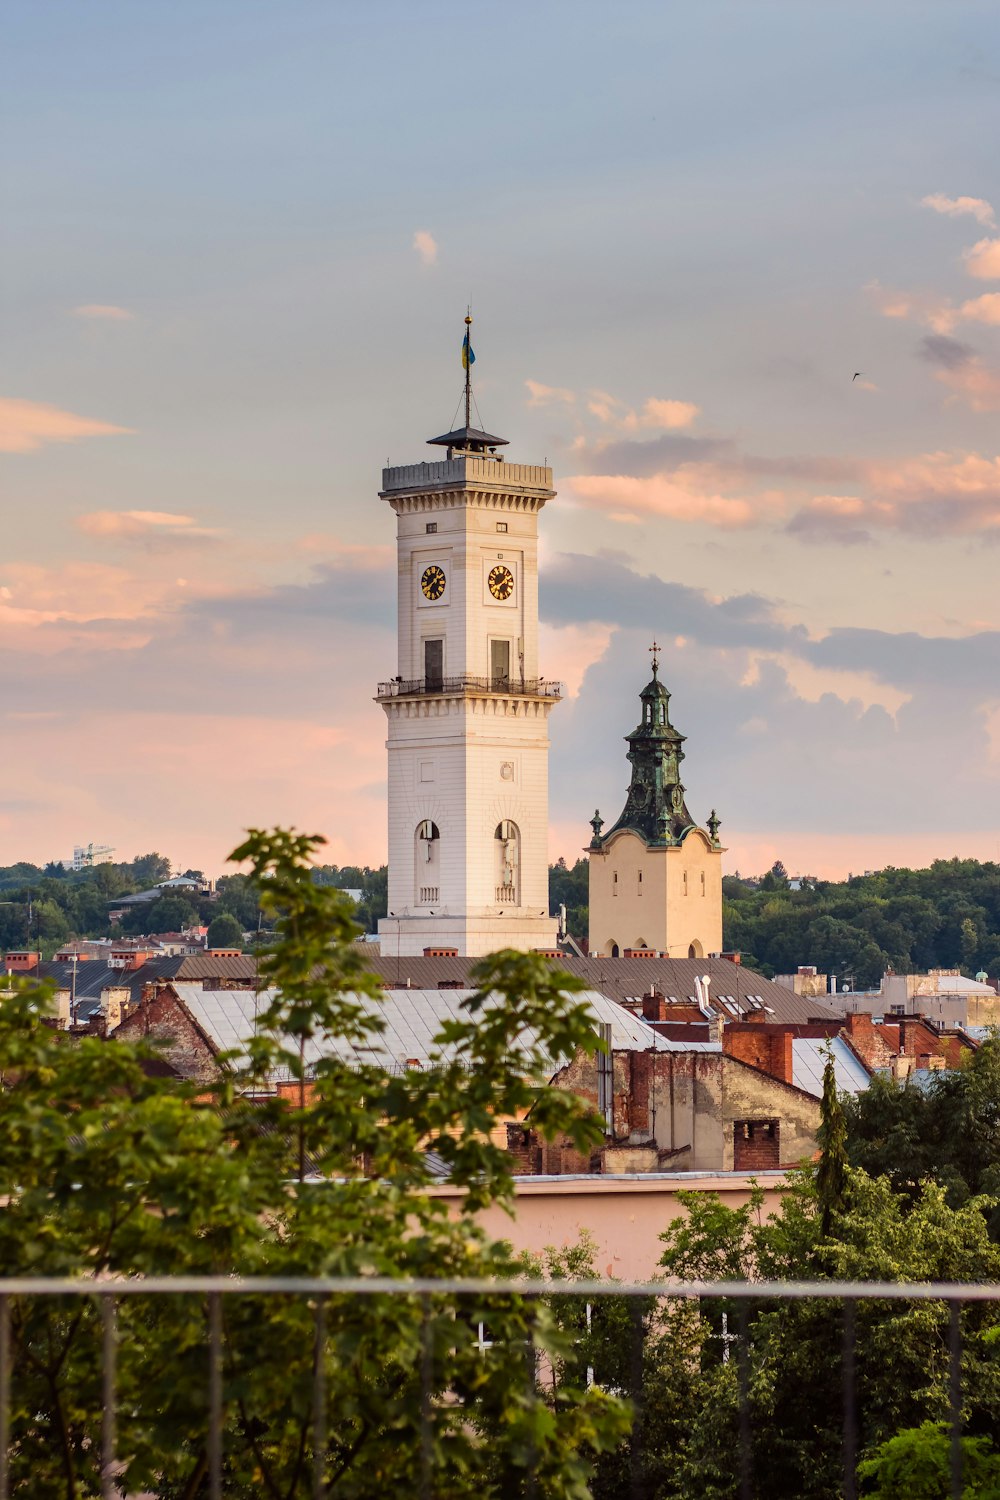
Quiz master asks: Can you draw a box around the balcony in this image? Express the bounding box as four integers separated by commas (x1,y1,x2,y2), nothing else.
376,675,563,701
0,1275,989,1497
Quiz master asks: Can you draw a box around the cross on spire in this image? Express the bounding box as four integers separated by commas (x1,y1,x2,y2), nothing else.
648,639,661,676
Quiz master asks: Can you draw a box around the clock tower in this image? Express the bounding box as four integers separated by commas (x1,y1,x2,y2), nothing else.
376,322,562,957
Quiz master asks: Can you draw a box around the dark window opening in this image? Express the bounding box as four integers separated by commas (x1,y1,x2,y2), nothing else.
424,638,443,691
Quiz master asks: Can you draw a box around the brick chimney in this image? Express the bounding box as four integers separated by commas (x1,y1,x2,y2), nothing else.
4,951,40,973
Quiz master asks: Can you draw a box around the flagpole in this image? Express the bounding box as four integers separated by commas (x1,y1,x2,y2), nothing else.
464,310,472,431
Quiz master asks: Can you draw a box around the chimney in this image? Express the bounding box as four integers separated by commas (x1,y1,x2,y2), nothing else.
641,990,668,1022
4,951,41,973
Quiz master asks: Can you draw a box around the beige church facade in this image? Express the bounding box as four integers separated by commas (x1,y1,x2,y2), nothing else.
588,658,724,959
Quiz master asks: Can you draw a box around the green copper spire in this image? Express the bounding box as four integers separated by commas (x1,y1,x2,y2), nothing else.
594,646,699,848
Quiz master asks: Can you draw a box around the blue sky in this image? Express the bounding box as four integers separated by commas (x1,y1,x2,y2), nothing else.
3,1,1000,875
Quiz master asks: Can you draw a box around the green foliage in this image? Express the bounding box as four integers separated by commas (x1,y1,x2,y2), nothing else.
549,858,589,941
721,857,1000,981
845,1037,1000,1238
120,892,199,935
0,826,628,1497
817,1049,848,1235
205,911,245,948
588,1168,1000,1499
858,1422,1000,1497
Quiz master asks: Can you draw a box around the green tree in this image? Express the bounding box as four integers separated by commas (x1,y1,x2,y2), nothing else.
121,893,198,935
858,1422,1000,1497
816,1049,848,1236
206,912,245,949
0,827,628,1497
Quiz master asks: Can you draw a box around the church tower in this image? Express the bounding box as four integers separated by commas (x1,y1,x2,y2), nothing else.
588,646,724,959
376,321,561,958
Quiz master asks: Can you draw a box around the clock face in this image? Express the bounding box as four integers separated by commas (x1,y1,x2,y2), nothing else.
487,563,515,601
420,564,446,601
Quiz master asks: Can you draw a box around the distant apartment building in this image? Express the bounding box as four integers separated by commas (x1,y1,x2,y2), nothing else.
71,843,115,871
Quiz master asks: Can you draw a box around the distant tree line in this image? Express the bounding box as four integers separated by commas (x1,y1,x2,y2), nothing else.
724,858,1000,985
5,848,998,982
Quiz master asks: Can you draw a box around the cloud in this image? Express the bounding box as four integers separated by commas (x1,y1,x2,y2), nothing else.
963,238,1000,279
916,336,1000,412
564,472,768,528
959,293,1000,325
921,193,996,228
76,510,224,547
72,304,133,320
525,379,575,407
918,335,974,370
412,230,438,266
641,397,700,429
785,495,874,546
579,388,699,434
933,358,1000,413
786,451,1000,541
0,398,132,454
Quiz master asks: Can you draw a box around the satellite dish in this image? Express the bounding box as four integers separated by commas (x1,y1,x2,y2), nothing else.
841,984,850,993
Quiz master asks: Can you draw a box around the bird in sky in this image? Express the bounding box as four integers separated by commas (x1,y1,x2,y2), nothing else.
852,372,862,381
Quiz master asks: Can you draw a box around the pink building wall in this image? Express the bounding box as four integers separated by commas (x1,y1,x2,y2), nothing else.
432,1170,789,1280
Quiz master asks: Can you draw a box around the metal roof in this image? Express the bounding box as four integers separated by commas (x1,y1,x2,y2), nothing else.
426,424,508,450
792,1037,871,1098
363,955,836,1025
171,984,719,1082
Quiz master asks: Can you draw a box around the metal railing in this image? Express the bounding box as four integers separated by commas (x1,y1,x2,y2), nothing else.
376,675,563,700
0,1275,993,1500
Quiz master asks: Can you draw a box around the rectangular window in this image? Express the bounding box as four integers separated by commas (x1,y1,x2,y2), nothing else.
496,521,507,533
426,522,437,533
424,638,443,691
490,638,510,687
637,871,643,894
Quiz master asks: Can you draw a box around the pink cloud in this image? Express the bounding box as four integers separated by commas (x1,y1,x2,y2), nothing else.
412,230,438,266
921,193,995,228
565,472,767,528
963,238,1000,279
933,357,1000,413
72,304,133,320
642,397,700,430
538,621,614,699
960,293,1000,325
0,398,132,454
76,510,223,544
525,379,575,407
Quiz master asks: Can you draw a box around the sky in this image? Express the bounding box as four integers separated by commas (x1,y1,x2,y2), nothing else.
3,0,1000,879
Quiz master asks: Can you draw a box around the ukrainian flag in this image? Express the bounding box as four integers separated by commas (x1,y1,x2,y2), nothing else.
462,330,475,370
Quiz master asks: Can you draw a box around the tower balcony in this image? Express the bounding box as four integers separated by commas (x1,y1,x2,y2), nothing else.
376,675,563,701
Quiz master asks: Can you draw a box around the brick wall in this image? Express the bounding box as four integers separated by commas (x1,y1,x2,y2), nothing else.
733,1120,781,1170
112,985,218,1082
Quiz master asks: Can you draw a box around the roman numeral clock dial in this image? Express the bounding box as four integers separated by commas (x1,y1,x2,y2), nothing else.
488,564,514,601
420,564,446,600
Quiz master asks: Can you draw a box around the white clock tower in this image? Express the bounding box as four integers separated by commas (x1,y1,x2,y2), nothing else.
376,321,561,957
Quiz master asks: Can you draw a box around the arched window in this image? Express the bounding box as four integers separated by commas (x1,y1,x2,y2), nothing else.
609,942,620,958
494,820,520,905
415,821,440,905
688,940,704,959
